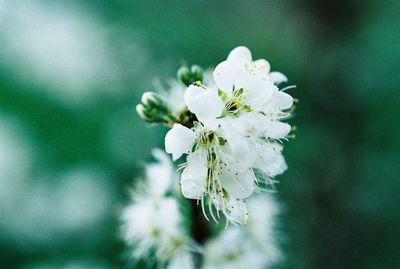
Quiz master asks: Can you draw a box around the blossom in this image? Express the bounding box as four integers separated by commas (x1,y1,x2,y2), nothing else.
213,46,293,136
246,194,282,261
121,195,185,260
167,250,195,269
145,148,176,197
203,229,265,269
165,85,255,225
164,46,294,225
203,194,282,269
121,149,194,263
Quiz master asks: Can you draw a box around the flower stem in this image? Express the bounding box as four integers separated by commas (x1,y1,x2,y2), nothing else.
190,199,211,268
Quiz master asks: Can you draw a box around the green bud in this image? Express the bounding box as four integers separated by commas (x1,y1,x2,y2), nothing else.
177,65,204,86
190,65,203,82
177,66,191,86
136,104,152,122
141,91,163,107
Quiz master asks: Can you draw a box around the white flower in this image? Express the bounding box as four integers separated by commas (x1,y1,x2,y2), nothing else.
214,46,287,92
165,87,255,225
246,194,282,261
213,47,275,112
203,229,266,269
121,194,186,261
121,149,194,263
167,250,195,269
213,46,293,135
145,148,175,197
163,46,294,225
203,194,282,269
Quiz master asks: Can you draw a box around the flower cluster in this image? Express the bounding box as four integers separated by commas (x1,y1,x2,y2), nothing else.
137,46,295,225
121,149,282,269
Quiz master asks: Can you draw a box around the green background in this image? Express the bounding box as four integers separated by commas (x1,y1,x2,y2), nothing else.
0,1,399,268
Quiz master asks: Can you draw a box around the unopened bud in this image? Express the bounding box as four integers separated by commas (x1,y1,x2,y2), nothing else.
190,65,203,82
177,66,190,85
141,91,163,107
177,65,204,86
136,104,152,122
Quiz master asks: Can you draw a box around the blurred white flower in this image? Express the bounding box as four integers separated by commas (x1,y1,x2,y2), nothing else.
246,194,282,262
0,1,150,106
203,194,282,269
203,229,266,269
167,250,195,269
122,195,185,260
161,79,188,117
121,149,196,263
145,148,176,197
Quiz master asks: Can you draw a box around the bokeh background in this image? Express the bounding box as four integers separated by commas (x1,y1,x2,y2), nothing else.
1,1,399,268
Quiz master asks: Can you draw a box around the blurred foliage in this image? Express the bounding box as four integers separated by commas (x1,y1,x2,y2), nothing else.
0,0,399,268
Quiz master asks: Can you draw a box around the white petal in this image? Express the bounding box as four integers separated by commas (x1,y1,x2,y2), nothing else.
180,150,207,199
269,91,293,110
165,124,196,161
224,197,248,225
184,85,224,125
219,168,255,199
223,112,267,138
269,71,288,85
226,139,256,171
213,46,252,92
236,76,275,110
227,46,252,65
267,153,288,176
216,123,257,171
213,60,236,92
253,59,271,75
255,143,288,177
265,121,291,139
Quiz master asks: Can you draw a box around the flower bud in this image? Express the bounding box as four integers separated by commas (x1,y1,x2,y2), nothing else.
190,65,203,82
177,66,191,86
136,104,153,122
141,91,163,107
177,65,204,86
